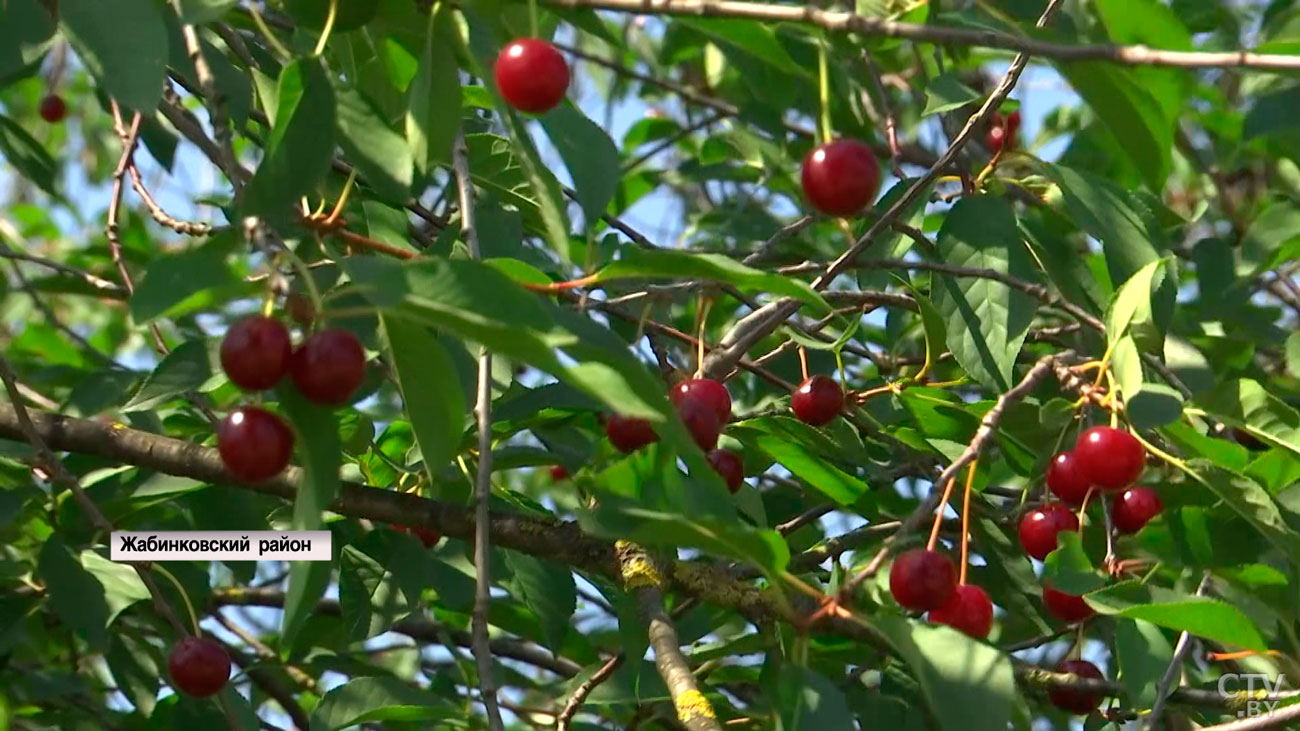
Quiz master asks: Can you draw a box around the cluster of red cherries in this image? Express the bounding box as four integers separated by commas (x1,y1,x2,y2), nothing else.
888,425,1161,715
600,373,846,491
215,315,367,483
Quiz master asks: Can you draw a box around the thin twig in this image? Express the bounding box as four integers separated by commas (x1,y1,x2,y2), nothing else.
453,131,505,731
556,655,625,730
174,4,244,190
1146,571,1214,730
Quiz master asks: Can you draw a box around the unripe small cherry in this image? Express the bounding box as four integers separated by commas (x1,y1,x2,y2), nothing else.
606,414,658,453
1049,659,1105,714
167,636,231,698
889,548,958,612
494,39,569,114
670,378,732,423
800,139,881,216
290,328,367,406
217,406,294,483
707,449,744,493
1043,585,1094,623
1046,451,1093,505
1111,487,1163,535
791,375,844,427
1073,426,1145,490
1018,503,1079,560
220,316,292,391
928,584,994,639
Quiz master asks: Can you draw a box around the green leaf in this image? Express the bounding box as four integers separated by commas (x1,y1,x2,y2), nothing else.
1200,380,1300,461
123,339,216,411
929,195,1036,392
381,316,467,491
779,665,855,731
1245,85,1300,142
923,73,981,116
749,432,869,506
176,0,239,23
38,535,111,650
873,616,1016,731
503,551,576,653
245,59,337,219
1042,532,1106,595
1105,258,1169,352
1055,62,1172,191
335,85,412,203
1287,333,1300,379
280,389,341,531
541,105,620,225
1126,384,1184,429
1094,0,1190,125
406,8,461,175
0,114,56,195
1085,581,1268,651
1038,162,1164,286
80,550,150,626
1115,618,1174,708
1181,459,1300,561
675,17,808,77
130,241,241,323
592,248,831,314
339,545,410,641
0,0,56,81
310,676,456,730
283,560,332,652
59,0,167,113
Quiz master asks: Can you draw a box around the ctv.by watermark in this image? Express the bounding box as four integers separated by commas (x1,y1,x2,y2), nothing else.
1218,673,1292,719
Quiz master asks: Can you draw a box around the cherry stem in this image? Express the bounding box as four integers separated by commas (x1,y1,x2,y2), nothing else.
816,37,832,144
324,169,357,226
518,272,601,293
529,0,539,37
695,296,713,378
798,346,809,381
313,0,339,57
1077,487,1095,528
153,564,202,637
958,459,977,585
926,476,958,552
247,5,292,60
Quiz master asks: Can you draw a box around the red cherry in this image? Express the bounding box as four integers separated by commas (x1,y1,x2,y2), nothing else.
678,397,722,451
217,406,294,483
670,378,732,424
219,316,292,391
1074,426,1146,490
38,94,67,123
790,375,844,427
1017,503,1080,560
494,38,569,114
888,549,958,612
1049,659,1105,715
167,636,231,698
1046,452,1093,506
928,584,994,639
548,464,569,482
707,449,744,493
606,414,658,453
397,523,441,549
1043,586,1094,623
290,328,367,406
1006,109,1023,137
1111,487,1163,535
986,110,1021,153
800,139,881,216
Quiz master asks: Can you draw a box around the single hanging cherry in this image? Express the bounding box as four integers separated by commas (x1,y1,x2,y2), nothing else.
1073,425,1145,490
928,584,994,639
1110,487,1163,534
888,548,958,612
220,315,292,391
606,414,658,453
1042,585,1094,623
290,328,367,406
1045,451,1093,506
39,94,67,123
1018,502,1079,560
670,378,732,423
800,139,881,216
168,636,231,698
495,38,570,114
791,375,844,427
678,397,722,451
217,406,295,483
1049,659,1105,714
707,449,744,493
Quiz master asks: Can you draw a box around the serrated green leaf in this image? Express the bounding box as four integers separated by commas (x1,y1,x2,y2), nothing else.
503,551,575,653
245,59,337,219
1042,532,1106,595
335,86,412,203
123,340,216,411
382,316,467,493
0,114,56,195
311,676,457,730
541,105,620,225
407,8,461,175
1085,581,1267,651
60,0,167,114
923,73,980,116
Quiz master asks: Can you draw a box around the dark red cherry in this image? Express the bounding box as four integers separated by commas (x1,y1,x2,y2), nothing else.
791,375,844,427
1073,426,1145,490
220,316,292,391
888,549,958,613
494,38,569,114
1049,659,1105,715
606,414,658,453
290,328,367,406
38,94,67,123
217,406,294,483
986,109,1022,153
1043,586,1094,624
397,523,441,549
928,584,994,639
670,378,732,424
1111,487,1163,535
707,449,744,493
168,636,231,698
800,139,881,216
1046,451,1093,506
1018,503,1080,560
548,464,569,482
678,397,722,451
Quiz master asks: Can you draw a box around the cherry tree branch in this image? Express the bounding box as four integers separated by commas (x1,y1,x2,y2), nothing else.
541,0,1300,72
452,130,505,731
